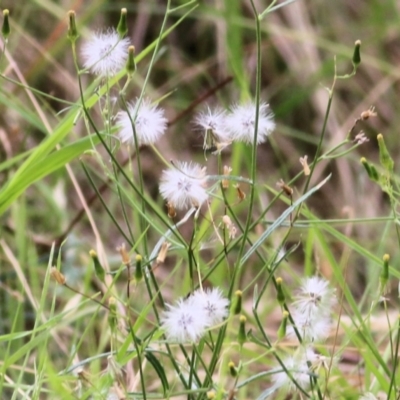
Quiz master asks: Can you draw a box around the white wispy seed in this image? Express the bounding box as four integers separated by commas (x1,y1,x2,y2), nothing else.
81,29,130,77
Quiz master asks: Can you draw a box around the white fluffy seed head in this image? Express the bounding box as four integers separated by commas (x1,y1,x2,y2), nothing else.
194,106,230,146
225,102,275,144
287,311,332,343
160,287,229,343
81,28,130,77
273,346,318,393
117,98,168,146
292,276,337,320
160,298,208,343
190,288,229,326
159,161,208,210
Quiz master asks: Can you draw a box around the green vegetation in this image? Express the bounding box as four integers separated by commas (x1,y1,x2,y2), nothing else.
1,0,400,399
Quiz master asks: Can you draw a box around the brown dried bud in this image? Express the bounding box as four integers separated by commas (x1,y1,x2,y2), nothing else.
222,166,232,189
167,201,176,218
299,156,310,176
277,179,293,196
234,184,246,201
222,215,237,239
157,242,170,265
360,106,377,120
50,267,66,285
117,243,130,265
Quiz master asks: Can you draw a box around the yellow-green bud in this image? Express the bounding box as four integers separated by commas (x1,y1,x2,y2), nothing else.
276,277,285,305
233,290,242,315
117,8,128,38
238,315,247,347
2,9,10,39
206,391,216,399
109,296,117,313
135,254,143,282
380,254,390,294
90,250,105,283
228,361,237,377
352,40,361,68
277,310,289,340
126,45,136,77
360,157,379,182
108,297,117,331
377,133,394,174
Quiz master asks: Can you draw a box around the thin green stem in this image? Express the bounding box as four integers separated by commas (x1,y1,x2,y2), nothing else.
232,0,262,297
81,161,133,246
388,316,400,399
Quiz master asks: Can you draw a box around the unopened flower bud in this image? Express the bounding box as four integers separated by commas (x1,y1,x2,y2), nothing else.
67,10,78,42
206,391,216,399
360,157,379,182
377,133,394,173
135,254,143,282
108,297,117,330
352,40,361,68
276,277,285,305
233,290,242,315
117,8,128,38
228,361,238,377
380,254,390,294
277,310,289,340
109,296,117,313
2,9,10,40
238,315,247,347
126,45,136,77
90,250,105,283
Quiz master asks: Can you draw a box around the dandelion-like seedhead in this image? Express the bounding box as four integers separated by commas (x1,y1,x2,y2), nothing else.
160,287,229,343
117,98,168,146
191,287,229,326
288,311,332,342
225,102,275,144
287,276,336,344
159,161,209,210
81,28,130,77
273,346,318,393
194,106,230,147
161,299,208,343
292,276,336,319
